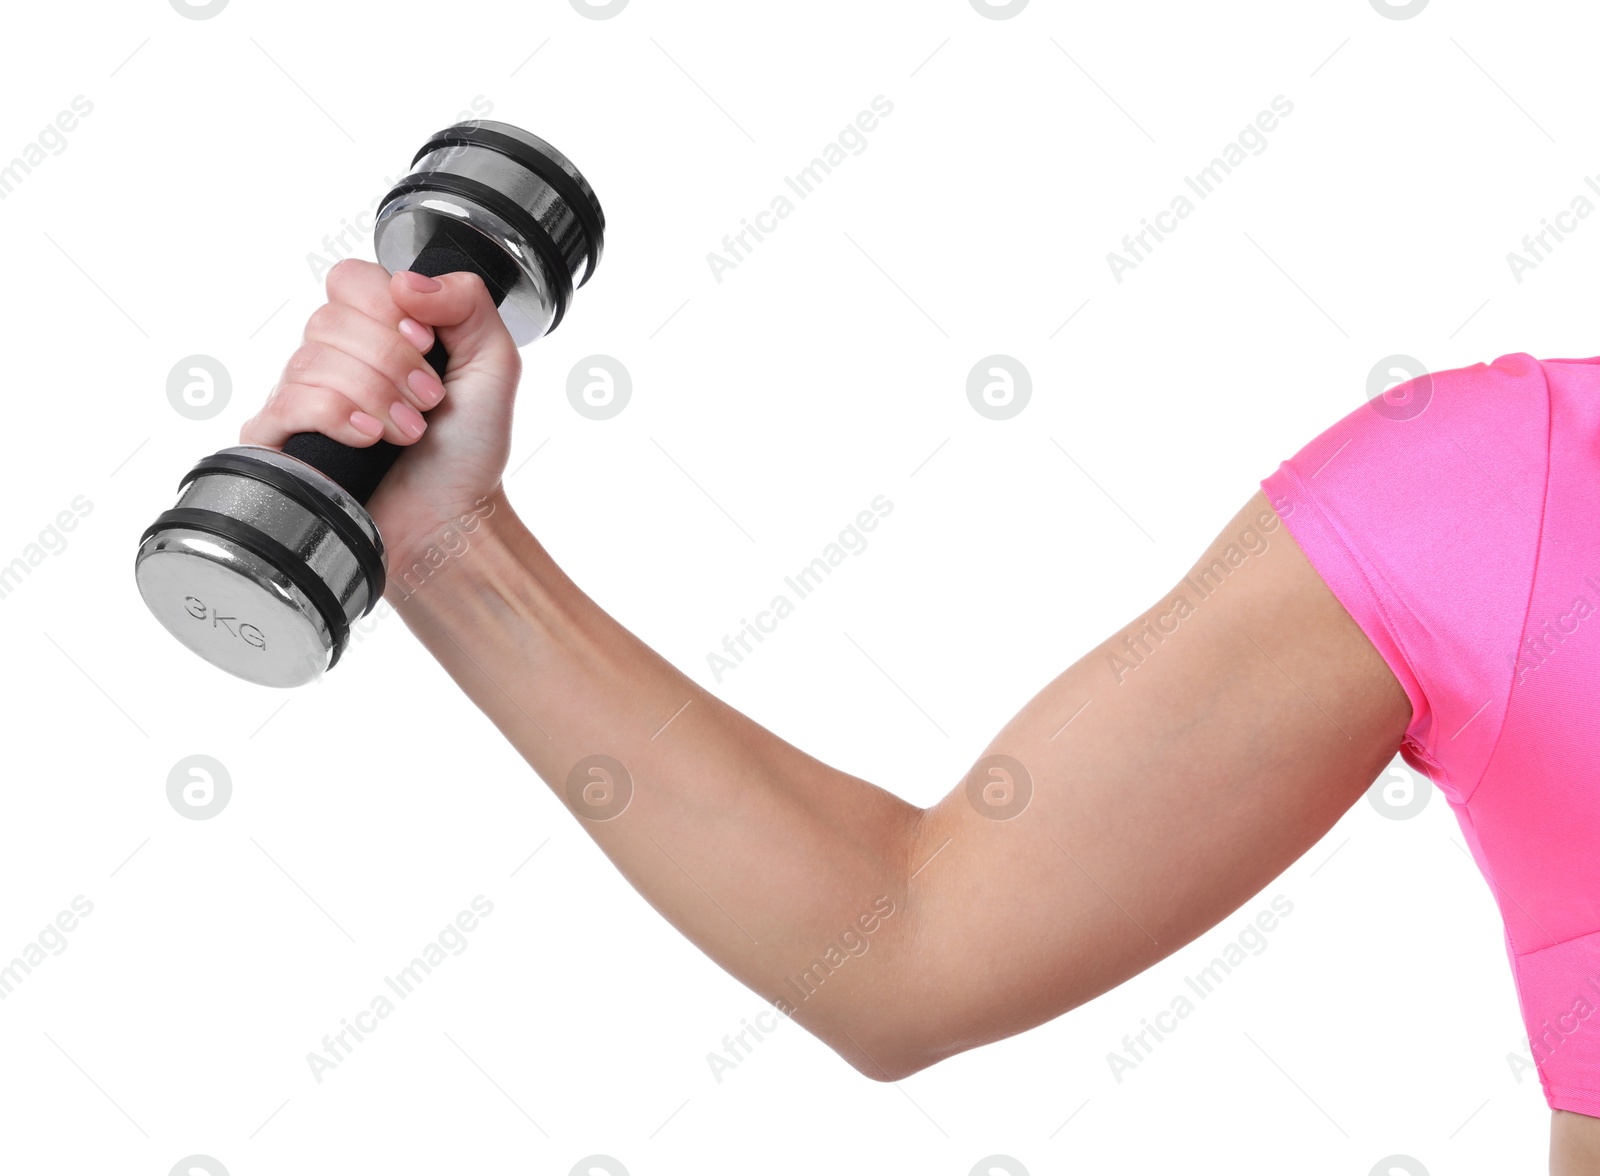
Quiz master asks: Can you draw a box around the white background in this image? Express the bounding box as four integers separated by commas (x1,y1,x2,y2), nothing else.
0,1,1592,1173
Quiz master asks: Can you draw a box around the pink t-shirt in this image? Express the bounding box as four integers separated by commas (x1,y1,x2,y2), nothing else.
1261,352,1600,1116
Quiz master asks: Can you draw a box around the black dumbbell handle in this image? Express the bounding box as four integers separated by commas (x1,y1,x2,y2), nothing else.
282,220,520,505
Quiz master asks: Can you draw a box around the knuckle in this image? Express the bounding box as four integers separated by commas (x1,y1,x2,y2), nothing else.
325,256,371,296
305,302,345,337
356,364,394,403
324,257,355,297
285,342,324,379
381,333,416,375
263,380,306,418
298,384,349,428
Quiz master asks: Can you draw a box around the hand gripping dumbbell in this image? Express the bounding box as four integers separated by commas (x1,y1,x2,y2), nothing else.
134,121,604,688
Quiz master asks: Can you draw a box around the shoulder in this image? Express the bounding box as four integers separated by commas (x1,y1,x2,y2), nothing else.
1260,353,1552,800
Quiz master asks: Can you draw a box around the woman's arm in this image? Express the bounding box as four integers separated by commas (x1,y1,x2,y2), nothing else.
244,259,1590,1165
393,482,1411,1080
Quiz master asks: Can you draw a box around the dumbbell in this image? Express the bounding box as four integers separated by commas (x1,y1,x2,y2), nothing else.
134,120,604,688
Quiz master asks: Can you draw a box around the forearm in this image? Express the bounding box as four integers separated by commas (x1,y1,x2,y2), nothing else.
392,485,924,1073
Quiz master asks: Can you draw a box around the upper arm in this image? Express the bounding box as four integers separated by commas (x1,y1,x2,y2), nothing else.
865,488,1410,1077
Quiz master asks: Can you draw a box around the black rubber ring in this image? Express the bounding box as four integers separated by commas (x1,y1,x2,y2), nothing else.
411,127,604,286
378,171,574,332
178,452,386,612
140,507,350,670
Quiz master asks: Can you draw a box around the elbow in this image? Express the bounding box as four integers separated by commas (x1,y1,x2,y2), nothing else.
843,1048,923,1084
827,1023,950,1084
856,1054,934,1084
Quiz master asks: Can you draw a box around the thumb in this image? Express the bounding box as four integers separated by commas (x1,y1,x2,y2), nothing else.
388,269,518,376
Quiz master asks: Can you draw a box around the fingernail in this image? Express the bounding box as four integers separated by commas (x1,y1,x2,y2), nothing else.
408,367,446,408
397,317,434,350
350,410,385,438
399,271,442,292
392,401,427,440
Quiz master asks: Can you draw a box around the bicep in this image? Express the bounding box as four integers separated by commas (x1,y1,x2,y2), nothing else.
885,489,1410,1072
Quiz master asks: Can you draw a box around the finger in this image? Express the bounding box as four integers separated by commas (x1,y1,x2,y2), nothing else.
301,300,446,413
387,269,519,378
240,382,389,450
274,341,428,446
324,256,437,353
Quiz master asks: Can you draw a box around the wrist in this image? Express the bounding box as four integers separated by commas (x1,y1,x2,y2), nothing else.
385,482,522,618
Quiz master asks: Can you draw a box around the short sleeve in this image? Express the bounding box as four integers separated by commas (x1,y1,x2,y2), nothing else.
1259,353,1551,805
